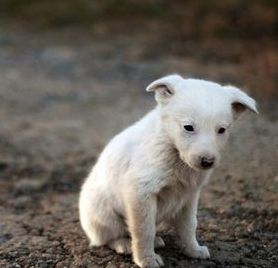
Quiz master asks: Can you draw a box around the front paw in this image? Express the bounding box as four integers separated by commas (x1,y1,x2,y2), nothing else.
183,245,210,259
135,253,164,268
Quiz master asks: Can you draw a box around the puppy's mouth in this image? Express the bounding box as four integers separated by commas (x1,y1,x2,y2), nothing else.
191,163,215,172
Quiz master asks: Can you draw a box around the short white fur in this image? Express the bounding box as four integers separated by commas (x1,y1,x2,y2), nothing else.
79,74,257,268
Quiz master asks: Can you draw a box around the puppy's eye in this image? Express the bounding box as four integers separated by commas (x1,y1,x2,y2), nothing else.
184,125,194,132
218,127,226,134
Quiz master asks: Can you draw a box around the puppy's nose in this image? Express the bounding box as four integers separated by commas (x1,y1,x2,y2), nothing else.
200,157,215,168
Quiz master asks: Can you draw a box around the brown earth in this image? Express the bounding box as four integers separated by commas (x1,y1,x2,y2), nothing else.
0,28,277,268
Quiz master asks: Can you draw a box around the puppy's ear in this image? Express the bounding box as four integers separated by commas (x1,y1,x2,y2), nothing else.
146,74,183,104
225,85,258,118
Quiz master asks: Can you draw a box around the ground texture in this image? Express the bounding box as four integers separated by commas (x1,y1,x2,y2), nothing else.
0,28,277,267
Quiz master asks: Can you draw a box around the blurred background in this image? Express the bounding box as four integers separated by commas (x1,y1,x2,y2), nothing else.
0,1,277,268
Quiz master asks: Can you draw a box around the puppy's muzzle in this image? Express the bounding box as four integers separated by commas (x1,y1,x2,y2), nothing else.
200,156,215,169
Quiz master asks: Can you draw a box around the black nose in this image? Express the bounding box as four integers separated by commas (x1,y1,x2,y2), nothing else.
201,157,215,168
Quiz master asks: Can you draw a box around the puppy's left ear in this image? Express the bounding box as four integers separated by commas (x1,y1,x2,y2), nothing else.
146,74,183,104
225,85,258,118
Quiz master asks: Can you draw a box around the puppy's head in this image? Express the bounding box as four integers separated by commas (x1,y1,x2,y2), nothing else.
146,74,258,171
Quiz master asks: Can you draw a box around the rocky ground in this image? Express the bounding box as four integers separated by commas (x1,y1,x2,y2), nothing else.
0,27,277,267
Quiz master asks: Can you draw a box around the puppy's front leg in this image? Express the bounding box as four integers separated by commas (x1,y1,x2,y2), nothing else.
175,190,210,259
126,193,164,268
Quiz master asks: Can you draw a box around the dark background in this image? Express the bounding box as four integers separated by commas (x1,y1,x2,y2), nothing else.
0,0,277,38
0,1,277,268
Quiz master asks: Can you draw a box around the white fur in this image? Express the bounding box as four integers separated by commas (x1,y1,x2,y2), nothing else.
79,74,257,268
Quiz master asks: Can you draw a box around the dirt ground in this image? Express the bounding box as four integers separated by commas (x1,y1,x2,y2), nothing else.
0,27,277,268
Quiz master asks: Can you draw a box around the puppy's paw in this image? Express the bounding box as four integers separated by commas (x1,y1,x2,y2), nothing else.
135,253,164,268
183,245,210,259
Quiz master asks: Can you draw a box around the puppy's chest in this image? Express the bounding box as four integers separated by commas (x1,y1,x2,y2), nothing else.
156,164,201,223
156,185,188,222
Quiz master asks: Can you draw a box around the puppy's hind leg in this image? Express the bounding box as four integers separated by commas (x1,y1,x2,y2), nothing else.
81,212,127,248
86,222,114,247
79,187,126,247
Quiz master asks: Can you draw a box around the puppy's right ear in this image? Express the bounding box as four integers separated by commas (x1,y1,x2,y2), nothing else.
146,74,183,104
224,85,258,119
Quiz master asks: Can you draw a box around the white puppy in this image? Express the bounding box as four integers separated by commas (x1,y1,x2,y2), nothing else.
79,74,257,268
